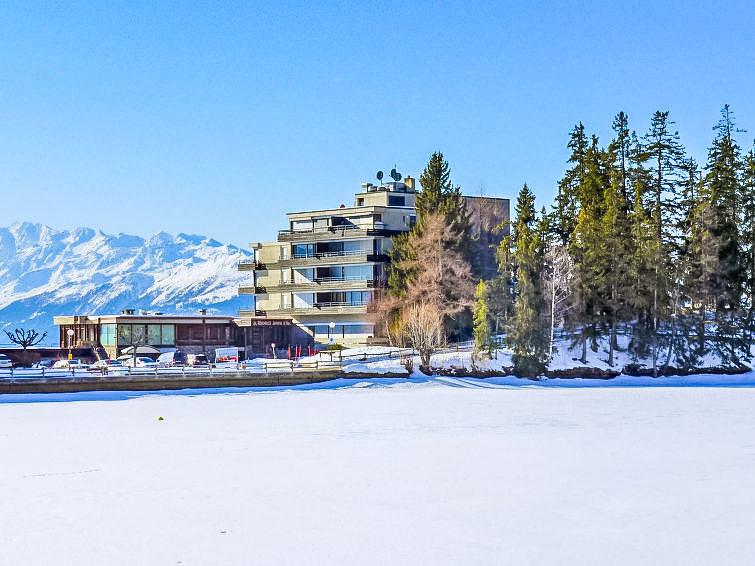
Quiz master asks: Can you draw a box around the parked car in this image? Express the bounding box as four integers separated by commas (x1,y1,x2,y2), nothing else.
156,350,187,368
187,353,209,367
88,360,124,373
52,359,90,370
31,359,55,369
123,356,157,369
0,354,12,369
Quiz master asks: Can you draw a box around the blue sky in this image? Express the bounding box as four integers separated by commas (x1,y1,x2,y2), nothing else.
1,1,753,248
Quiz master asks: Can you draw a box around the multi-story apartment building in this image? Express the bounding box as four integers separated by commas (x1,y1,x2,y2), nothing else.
238,175,510,347
238,177,418,346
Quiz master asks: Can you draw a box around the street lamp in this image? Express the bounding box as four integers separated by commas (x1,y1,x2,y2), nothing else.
328,321,336,342
66,329,74,361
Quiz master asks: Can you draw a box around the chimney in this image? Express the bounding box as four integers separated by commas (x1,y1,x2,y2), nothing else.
404,176,415,191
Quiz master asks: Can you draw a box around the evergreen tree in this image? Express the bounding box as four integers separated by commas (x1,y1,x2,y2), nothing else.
600,157,633,366
569,136,610,363
743,144,755,326
553,124,587,247
415,151,472,256
705,105,749,366
608,111,633,215
473,280,492,357
705,104,745,310
388,152,473,301
508,184,548,377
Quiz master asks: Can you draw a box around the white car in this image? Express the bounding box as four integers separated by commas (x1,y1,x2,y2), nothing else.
0,354,12,369
123,356,158,369
52,359,90,370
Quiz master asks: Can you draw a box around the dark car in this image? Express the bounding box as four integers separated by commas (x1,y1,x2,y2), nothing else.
187,353,209,367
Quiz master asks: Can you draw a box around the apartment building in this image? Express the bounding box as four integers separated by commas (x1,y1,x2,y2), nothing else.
238,177,418,346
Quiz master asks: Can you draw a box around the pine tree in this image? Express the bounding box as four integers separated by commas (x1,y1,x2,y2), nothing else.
609,111,633,215
633,111,687,375
553,124,587,247
473,280,492,357
706,104,745,310
414,151,472,256
743,144,755,328
388,152,473,301
508,184,548,377
569,136,609,363
705,105,749,367
600,160,633,366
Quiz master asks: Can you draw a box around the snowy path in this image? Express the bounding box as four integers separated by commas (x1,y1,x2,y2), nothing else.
1,383,754,565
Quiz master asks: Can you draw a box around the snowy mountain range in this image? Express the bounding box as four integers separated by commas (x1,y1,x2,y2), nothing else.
0,222,253,342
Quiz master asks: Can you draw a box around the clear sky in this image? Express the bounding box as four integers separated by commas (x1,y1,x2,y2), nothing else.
1,1,753,248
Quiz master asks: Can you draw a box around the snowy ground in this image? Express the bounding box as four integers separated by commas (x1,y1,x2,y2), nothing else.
2,380,755,565
308,335,753,377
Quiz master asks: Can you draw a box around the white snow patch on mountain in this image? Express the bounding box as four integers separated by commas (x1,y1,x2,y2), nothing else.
0,222,252,336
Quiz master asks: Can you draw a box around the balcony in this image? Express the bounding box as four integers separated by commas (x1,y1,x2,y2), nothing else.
268,251,389,268
259,278,384,294
238,260,266,271
277,224,401,242
238,286,267,295
238,308,267,317
262,302,369,316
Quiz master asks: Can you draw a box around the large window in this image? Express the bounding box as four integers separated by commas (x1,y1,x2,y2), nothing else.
101,324,116,346
344,325,373,335
293,244,315,258
161,325,175,345
148,325,162,345
117,325,132,346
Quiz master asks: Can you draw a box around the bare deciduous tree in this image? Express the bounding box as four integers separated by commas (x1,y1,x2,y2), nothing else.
4,328,48,366
541,246,575,361
401,303,445,370
4,328,47,349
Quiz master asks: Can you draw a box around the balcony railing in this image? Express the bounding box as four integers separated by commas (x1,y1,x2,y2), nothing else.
292,249,368,259
238,260,266,271
258,302,370,315
277,224,401,241
267,252,389,268
238,286,266,295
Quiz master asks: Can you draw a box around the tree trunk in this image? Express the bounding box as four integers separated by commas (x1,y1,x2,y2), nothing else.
550,281,556,361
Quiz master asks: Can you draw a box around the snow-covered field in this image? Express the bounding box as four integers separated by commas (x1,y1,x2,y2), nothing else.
2,379,754,565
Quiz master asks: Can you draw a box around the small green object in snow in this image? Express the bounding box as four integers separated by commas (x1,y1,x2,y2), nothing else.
158,416,164,421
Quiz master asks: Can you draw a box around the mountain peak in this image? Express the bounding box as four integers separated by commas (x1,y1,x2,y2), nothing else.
0,223,253,338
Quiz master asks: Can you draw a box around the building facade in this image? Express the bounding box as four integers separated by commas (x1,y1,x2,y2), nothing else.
239,178,419,346
53,312,310,360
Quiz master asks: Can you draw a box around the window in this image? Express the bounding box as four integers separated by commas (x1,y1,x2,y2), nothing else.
388,195,405,206
101,324,116,346
293,244,315,258
148,325,162,345
132,325,146,345
117,325,132,346
162,325,175,345
357,198,364,206
344,325,373,335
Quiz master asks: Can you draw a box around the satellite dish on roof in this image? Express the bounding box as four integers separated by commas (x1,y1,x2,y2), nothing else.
377,171,384,182
390,168,401,182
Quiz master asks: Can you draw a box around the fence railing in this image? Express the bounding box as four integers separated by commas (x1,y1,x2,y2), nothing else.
0,341,480,382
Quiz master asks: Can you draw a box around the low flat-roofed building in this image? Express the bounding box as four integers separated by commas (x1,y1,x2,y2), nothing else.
53,311,312,360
